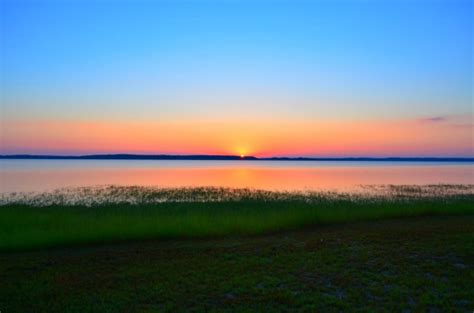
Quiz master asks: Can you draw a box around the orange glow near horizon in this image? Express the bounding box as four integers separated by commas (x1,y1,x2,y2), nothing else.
1,163,473,193
1,116,472,156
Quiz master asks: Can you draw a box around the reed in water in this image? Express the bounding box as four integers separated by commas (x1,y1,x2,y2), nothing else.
1,184,473,250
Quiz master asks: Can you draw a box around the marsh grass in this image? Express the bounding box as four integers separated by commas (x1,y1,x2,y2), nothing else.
1,185,473,250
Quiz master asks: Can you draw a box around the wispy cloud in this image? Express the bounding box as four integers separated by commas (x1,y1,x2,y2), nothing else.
419,116,448,123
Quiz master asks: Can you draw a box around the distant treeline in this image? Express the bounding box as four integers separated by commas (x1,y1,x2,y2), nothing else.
0,154,257,160
1,154,473,162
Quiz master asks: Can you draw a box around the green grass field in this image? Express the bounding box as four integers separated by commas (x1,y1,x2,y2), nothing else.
1,186,473,311
1,215,473,312
1,185,473,250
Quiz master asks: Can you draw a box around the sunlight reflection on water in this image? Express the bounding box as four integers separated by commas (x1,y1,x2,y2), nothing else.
1,160,473,193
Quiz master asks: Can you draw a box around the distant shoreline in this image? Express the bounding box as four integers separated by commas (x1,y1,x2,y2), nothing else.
1,154,473,162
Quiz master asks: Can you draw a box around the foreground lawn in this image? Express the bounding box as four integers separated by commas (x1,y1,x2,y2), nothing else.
0,215,473,312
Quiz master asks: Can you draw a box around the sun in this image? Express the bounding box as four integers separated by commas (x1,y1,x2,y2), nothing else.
235,146,248,158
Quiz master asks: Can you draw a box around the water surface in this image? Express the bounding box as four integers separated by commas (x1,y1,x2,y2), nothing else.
1,160,473,193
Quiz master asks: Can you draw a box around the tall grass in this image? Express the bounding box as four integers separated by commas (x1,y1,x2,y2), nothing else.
1,185,473,250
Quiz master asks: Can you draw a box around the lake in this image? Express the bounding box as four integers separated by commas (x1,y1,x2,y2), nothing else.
1,159,473,193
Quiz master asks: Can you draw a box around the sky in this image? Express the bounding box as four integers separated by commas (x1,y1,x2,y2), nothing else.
0,0,472,157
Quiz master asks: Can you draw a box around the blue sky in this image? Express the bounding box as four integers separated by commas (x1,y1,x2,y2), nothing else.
0,0,472,156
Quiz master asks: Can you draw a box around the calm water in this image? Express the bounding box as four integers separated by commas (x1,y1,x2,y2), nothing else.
1,160,473,193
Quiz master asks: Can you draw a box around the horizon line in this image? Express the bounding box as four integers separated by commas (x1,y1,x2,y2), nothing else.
1,154,473,162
